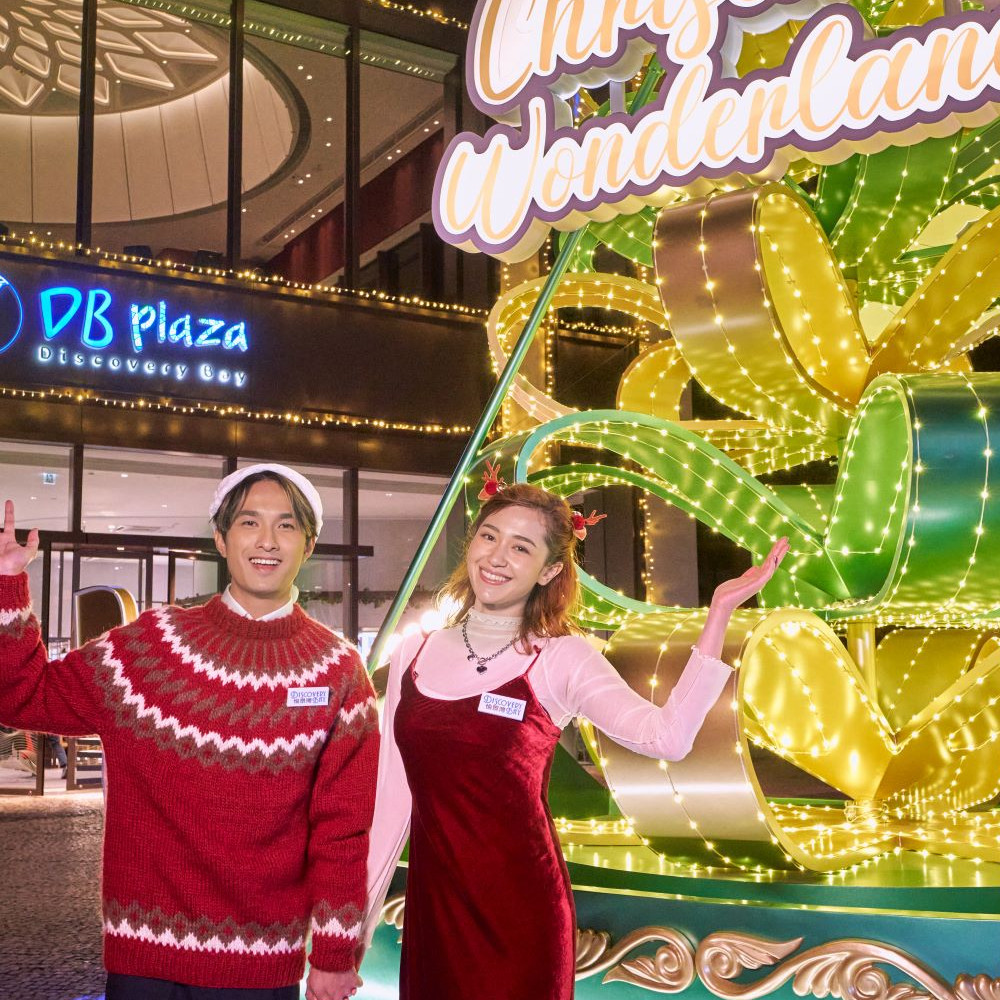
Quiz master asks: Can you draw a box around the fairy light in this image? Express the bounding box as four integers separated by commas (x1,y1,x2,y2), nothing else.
470,249,1000,873
0,232,486,320
493,65,1000,875
488,271,669,425
671,190,864,454
365,0,469,30
0,385,471,437
4,17,1000,880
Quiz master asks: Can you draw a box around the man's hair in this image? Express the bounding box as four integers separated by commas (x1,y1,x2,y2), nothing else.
212,471,318,543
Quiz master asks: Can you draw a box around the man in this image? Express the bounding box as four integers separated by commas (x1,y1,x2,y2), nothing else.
0,464,377,1000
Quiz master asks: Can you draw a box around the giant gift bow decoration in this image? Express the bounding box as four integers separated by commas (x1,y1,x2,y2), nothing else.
369,0,1000,872
481,171,1000,869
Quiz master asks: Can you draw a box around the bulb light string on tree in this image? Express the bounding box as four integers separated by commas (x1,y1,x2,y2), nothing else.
370,0,1000,871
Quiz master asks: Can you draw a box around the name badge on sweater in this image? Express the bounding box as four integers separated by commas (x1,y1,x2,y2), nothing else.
287,687,330,708
478,692,527,721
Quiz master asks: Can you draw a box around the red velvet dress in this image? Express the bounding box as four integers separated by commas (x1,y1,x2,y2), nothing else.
394,640,576,1000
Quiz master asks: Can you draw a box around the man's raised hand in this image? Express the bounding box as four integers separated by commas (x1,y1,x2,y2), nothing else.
0,500,39,576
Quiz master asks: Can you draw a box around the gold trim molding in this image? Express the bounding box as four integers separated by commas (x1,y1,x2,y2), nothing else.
380,895,997,997
577,926,1000,997
577,927,696,991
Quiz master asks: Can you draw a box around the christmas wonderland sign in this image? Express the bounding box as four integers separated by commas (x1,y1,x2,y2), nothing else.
434,0,1000,259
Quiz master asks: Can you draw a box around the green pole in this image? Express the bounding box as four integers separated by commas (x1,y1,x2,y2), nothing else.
364,59,665,672
366,227,586,671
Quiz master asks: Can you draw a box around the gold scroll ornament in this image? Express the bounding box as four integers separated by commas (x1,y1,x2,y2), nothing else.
585,926,1000,998
380,896,1000,998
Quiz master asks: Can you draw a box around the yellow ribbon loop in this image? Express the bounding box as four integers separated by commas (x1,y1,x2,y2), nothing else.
488,271,671,423
616,341,690,420
653,184,867,450
594,608,1000,871
871,205,1000,377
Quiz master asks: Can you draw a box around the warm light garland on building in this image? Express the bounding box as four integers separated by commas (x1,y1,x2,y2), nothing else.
0,233,488,321
0,385,472,437
132,0,469,32
366,0,469,31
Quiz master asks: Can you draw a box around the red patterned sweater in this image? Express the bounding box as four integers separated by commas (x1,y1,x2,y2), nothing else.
0,574,379,989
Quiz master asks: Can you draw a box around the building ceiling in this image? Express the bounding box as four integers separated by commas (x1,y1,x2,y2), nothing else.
0,0,450,264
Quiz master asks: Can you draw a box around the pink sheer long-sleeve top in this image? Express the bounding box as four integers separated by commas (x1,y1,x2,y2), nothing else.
362,609,733,945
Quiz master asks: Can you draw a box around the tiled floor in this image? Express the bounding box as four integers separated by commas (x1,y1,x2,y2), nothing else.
0,789,107,1000
0,761,103,798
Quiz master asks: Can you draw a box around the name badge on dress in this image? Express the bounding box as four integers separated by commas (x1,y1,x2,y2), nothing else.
286,687,330,708
478,692,527,721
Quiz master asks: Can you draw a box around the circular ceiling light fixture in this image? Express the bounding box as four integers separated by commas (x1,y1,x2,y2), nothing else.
0,0,299,224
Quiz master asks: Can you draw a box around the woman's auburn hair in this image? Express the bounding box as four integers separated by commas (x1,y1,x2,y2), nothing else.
439,482,582,652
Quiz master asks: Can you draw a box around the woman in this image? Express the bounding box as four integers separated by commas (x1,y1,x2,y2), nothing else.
363,482,788,1000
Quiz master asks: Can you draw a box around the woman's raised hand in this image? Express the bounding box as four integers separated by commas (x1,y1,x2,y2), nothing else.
710,537,790,614
0,501,39,576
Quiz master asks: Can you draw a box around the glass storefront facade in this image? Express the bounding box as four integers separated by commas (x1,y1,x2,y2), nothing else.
0,0,485,795
1,440,455,651
0,441,72,531
83,447,225,538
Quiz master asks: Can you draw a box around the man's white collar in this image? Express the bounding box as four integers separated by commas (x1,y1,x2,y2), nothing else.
221,585,299,621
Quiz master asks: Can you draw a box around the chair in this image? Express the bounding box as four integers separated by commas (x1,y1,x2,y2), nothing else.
73,587,138,647
0,728,31,772
65,587,138,790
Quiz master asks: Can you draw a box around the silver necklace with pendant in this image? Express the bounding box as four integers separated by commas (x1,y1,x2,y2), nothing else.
461,618,517,674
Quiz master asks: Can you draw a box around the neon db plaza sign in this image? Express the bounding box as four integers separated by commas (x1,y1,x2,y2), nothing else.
0,271,249,389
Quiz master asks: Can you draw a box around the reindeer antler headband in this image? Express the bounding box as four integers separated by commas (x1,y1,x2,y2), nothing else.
477,460,507,502
476,461,608,541
571,510,607,541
